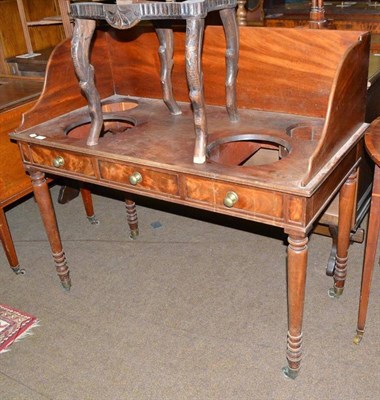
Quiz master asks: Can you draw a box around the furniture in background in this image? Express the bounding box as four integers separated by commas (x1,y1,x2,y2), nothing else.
0,0,68,76
16,0,72,57
354,117,380,344
0,75,98,274
264,0,380,32
10,25,370,378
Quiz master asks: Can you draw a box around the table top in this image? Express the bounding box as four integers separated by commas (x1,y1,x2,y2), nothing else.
365,117,380,165
11,94,367,197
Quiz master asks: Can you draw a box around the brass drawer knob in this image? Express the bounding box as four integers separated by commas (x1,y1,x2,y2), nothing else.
129,171,142,185
223,191,238,208
52,156,65,168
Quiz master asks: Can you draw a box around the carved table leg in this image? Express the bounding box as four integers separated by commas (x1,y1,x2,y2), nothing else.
185,17,207,164
30,171,71,290
80,187,99,225
0,208,25,275
354,165,380,344
71,18,103,147
283,232,308,379
219,7,239,122
125,197,139,240
155,27,182,116
328,169,358,298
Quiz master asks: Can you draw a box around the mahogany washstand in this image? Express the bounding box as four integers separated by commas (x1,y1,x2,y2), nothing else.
9,26,370,378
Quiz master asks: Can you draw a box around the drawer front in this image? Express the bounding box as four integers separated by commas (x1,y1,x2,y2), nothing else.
185,176,284,220
99,160,179,196
30,146,96,176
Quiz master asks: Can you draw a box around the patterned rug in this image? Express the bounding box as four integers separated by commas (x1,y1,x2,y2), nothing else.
0,304,38,353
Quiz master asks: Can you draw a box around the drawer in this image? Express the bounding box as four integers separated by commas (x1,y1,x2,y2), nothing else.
99,160,179,196
185,176,284,220
30,146,96,177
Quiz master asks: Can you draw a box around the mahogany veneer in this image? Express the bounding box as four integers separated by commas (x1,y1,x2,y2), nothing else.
10,26,370,378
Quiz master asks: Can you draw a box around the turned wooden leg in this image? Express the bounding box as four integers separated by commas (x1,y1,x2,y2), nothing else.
283,233,308,379
80,187,99,224
236,0,247,26
125,197,139,240
219,7,239,122
0,208,25,274
185,17,207,164
329,169,358,298
71,18,103,147
354,166,380,344
30,171,71,290
155,27,182,116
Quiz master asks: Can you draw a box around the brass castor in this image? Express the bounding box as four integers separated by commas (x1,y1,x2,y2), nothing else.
328,286,344,298
12,266,26,275
129,229,139,240
353,330,364,345
282,366,299,380
87,215,99,225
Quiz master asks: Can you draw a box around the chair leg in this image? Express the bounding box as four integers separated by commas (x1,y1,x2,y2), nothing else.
329,168,358,298
80,187,99,224
354,165,380,344
0,207,24,274
125,197,139,240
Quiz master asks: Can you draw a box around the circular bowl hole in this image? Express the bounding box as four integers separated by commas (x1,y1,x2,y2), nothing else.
207,134,291,167
101,99,138,113
286,123,323,141
65,117,135,139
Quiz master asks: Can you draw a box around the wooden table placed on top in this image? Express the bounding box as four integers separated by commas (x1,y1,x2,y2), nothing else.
9,25,370,378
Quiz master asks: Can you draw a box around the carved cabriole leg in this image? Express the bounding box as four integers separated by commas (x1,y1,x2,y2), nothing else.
185,17,207,164
283,232,308,379
30,170,71,290
0,208,25,275
125,197,139,240
328,169,358,298
155,27,182,116
80,187,99,225
354,166,380,344
71,18,103,147
219,7,239,122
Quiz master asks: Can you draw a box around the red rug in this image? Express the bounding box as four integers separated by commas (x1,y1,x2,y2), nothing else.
0,304,38,353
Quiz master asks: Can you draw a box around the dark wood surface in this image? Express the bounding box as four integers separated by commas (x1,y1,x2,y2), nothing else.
9,25,370,378
355,117,380,343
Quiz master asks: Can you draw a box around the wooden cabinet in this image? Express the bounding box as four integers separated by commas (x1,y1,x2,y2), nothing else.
0,0,66,74
0,75,43,273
